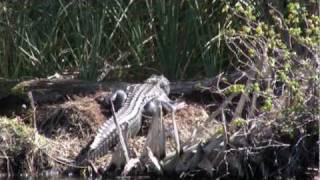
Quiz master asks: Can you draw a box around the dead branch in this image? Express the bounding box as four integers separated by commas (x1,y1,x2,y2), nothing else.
110,100,130,163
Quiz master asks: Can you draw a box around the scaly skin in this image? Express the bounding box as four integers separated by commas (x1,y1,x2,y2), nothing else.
75,75,172,165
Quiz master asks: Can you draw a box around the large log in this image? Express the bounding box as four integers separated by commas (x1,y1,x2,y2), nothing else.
1,72,244,104
0,78,19,100
8,79,128,104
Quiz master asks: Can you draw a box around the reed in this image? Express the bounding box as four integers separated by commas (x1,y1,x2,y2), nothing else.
0,0,230,80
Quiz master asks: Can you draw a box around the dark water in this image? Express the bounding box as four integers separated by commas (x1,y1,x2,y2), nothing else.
0,169,172,180
1,176,83,180
0,174,161,180
0,176,154,180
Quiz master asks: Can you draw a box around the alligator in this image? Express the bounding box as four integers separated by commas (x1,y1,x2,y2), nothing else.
74,75,180,166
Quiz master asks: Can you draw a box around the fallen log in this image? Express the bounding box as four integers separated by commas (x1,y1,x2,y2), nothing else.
0,78,19,100
2,72,246,104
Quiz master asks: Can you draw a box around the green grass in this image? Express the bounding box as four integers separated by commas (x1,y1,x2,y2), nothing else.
0,0,230,81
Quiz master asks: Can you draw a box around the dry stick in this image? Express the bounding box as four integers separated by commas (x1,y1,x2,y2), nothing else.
221,108,229,146
27,91,38,175
110,100,130,163
122,158,140,176
232,79,251,120
158,103,165,159
146,147,163,175
159,103,166,153
27,91,37,130
171,110,181,154
249,46,269,118
248,92,258,118
1,150,13,177
28,91,40,156
210,93,239,119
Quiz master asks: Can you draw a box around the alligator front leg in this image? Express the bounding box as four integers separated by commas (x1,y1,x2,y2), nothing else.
157,94,186,112
156,95,186,154
143,95,185,116
142,97,185,160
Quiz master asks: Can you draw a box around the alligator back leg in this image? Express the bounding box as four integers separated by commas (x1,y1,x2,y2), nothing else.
143,100,166,160
96,89,128,111
110,90,127,111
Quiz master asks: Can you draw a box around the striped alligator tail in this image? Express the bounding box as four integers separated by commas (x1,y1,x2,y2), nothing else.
74,118,128,166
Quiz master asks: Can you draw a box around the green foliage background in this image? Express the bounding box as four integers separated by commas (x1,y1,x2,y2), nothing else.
0,0,318,81
0,0,229,80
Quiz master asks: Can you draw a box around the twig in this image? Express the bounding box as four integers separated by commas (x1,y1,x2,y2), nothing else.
110,100,130,163
158,103,165,159
248,92,257,118
232,79,251,120
122,158,140,176
209,93,239,119
146,147,163,175
27,91,37,130
0,149,13,176
171,109,182,154
43,151,76,167
221,109,229,146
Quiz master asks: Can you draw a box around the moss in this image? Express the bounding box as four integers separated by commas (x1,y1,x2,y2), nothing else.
232,118,246,127
261,96,272,112
11,82,27,97
215,124,225,135
0,116,53,174
224,84,245,95
0,117,34,151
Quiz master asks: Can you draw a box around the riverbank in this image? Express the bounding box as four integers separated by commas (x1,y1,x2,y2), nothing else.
0,88,318,179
